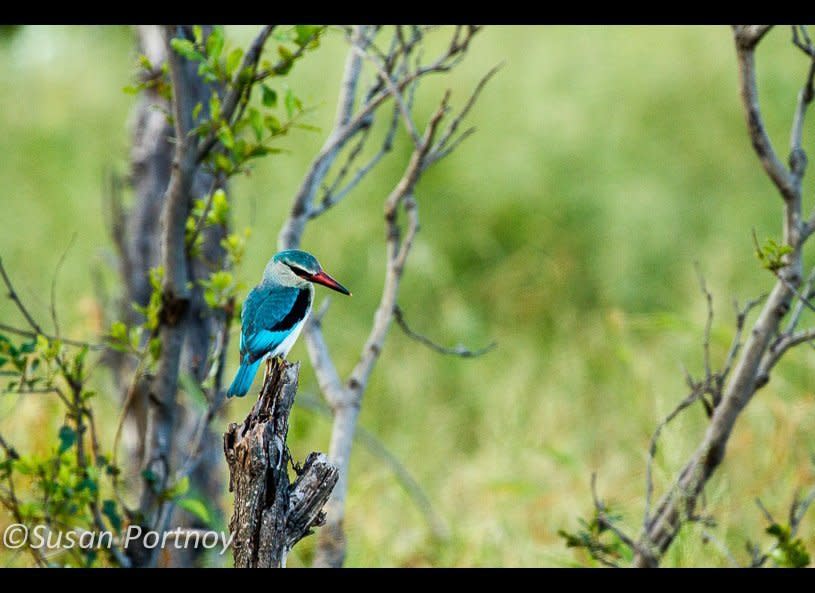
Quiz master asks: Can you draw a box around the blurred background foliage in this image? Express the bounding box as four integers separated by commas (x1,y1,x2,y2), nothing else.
0,25,814,567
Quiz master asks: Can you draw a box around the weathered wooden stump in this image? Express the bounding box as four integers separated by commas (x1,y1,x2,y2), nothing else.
223,357,338,567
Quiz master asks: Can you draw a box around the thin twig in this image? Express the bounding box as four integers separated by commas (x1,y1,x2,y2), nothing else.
425,62,503,169
351,44,422,147
311,103,400,219
0,257,45,335
785,267,815,333
393,305,496,358
643,389,703,531
590,473,638,554
49,233,77,341
695,264,714,384
0,258,101,349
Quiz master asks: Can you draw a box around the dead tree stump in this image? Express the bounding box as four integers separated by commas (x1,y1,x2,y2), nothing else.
223,357,338,567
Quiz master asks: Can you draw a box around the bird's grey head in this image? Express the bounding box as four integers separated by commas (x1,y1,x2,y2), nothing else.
262,249,351,295
263,250,321,287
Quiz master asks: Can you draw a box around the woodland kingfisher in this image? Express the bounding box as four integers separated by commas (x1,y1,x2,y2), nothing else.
226,249,351,398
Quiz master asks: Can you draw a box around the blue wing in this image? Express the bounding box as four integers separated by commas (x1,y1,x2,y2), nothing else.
239,284,307,363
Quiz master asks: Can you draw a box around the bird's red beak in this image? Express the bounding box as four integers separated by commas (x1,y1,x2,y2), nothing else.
310,270,352,296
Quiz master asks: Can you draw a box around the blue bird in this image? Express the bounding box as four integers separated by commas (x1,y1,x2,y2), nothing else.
226,249,351,398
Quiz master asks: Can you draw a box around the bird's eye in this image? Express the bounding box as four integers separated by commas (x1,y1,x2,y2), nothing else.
288,264,309,278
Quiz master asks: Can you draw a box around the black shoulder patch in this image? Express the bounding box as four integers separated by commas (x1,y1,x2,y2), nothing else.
270,288,311,331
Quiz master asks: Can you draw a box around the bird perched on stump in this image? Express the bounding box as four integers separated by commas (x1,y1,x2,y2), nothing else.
226,249,351,398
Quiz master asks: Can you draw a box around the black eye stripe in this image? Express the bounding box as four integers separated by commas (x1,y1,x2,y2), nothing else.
288,264,309,277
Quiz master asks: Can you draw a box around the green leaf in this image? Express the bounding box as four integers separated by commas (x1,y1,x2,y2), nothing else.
221,228,251,267
277,45,294,73
217,124,235,150
35,334,50,356
261,84,277,108
192,101,203,121
214,152,232,173
264,114,281,134
58,425,77,454
232,138,247,161
165,475,190,500
207,189,230,226
137,54,154,72
178,497,212,526
201,270,235,308
294,25,321,47
77,477,98,496
192,25,203,45
248,145,283,158
248,108,264,141
209,92,222,122
292,122,322,133
225,48,243,78
126,326,141,352
170,38,203,62
284,88,302,118
206,26,224,60
148,337,162,361
102,499,122,532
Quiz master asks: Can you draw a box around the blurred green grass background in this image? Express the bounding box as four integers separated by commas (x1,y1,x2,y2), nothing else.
1,25,815,567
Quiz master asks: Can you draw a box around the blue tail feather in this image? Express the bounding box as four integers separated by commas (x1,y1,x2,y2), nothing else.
226,358,263,398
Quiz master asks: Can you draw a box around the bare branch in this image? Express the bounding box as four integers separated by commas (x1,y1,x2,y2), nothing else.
425,62,502,168
695,264,714,384
303,300,346,410
790,484,815,536
785,266,815,333
633,25,815,567
318,122,373,203
277,26,370,251
0,259,102,350
278,25,485,251
393,305,496,358
335,26,372,127
311,103,400,219
270,26,491,567
760,326,815,375
591,473,638,554
352,43,422,147
720,294,766,382
733,25,774,49
734,29,797,203
0,257,45,335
